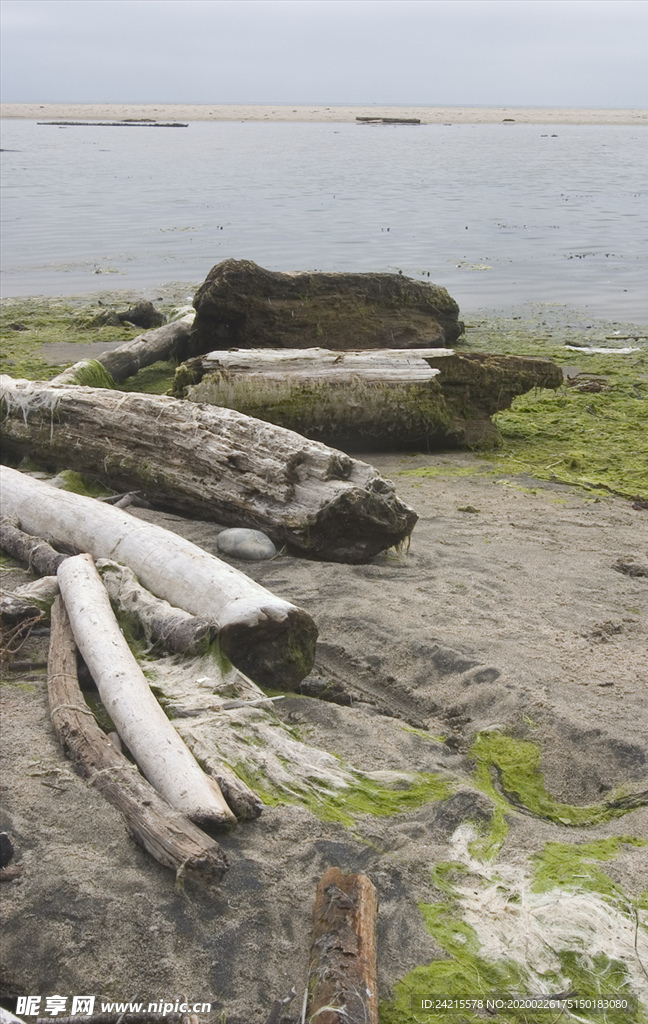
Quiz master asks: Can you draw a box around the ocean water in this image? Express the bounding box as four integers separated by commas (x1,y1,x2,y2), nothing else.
1,119,646,318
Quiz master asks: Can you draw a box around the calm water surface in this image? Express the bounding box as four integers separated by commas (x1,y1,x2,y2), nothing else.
1,120,646,317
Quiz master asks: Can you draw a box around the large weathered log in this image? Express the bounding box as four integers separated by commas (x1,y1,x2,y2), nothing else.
307,867,379,1024
47,595,229,877
51,313,195,386
0,466,317,687
176,346,450,383
191,259,464,351
57,554,236,826
173,346,563,451
0,377,418,561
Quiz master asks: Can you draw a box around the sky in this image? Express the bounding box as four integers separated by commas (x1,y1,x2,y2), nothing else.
1,0,647,108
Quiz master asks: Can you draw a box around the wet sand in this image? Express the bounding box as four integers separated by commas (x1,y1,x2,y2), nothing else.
2,102,647,125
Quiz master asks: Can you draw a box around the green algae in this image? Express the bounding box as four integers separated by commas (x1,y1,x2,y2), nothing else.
119,360,177,395
532,836,647,897
461,314,648,499
0,297,139,380
65,359,117,389
399,463,494,480
229,761,454,827
49,470,113,498
0,295,182,386
383,946,644,1024
471,730,648,836
399,723,448,744
487,381,648,499
381,837,648,1024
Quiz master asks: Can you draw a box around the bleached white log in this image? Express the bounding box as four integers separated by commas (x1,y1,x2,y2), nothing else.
48,596,229,876
0,466,317,688
57,554,236,826
191,346,449,382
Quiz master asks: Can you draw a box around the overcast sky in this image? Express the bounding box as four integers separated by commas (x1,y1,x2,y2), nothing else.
1,0,647,108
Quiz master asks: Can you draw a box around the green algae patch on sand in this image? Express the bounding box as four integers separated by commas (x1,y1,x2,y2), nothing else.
0,297,137,381
486,378,648,499
381,829,648,1024
460,313,648,499
0,295,185,391
532,836,647,897
399,463,495,480
229,761,454,827
471,730,648,835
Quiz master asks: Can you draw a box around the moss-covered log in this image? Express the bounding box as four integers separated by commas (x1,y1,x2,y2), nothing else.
190,259,464,351
0,376,417,561
173,347,563,451
52,313,195,386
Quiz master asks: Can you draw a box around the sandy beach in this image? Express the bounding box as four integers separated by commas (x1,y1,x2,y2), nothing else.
2,102,647,125
1,104,646,1022
2,454,647,1021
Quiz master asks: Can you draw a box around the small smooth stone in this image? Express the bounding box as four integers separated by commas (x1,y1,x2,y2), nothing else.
216,528,277,561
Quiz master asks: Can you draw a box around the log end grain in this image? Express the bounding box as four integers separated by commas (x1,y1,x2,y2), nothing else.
220,607,318,690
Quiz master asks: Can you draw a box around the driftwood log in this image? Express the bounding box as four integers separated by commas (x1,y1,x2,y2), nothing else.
0,551,263,819
0,577,57,631
173,347,563,450
0,593,43,628
51,313,196,387
0,467,317,687
0,377,417,561
58,554,236,826
0,515,67,576
307,867,379,1024
190,259,464,350
0,515,220,657
97,559,218,655
48,595,229,877
0,565,220,658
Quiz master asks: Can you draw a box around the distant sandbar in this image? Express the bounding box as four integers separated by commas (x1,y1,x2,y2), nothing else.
2,103,646,126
